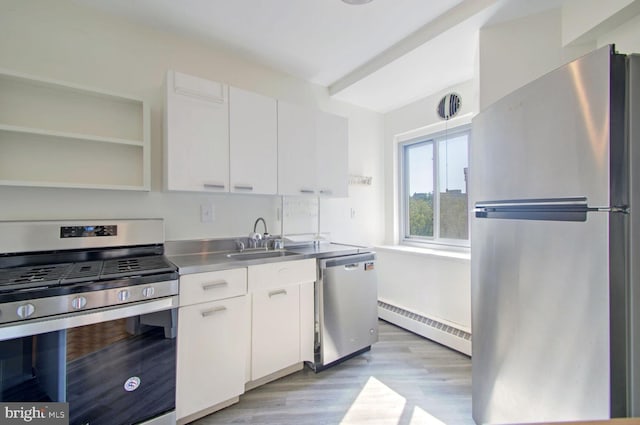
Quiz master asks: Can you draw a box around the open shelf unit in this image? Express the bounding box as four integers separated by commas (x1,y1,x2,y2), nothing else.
0,69,150,190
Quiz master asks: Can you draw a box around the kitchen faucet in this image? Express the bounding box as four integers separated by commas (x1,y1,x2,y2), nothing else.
253,217,268,236
249,217,269,248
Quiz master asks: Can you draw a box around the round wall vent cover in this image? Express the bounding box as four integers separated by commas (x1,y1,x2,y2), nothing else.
437,93,461,120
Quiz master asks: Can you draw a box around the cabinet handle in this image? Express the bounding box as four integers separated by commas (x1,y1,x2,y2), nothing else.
300,189,315,194
174,87,226,104
201,306,227,317
203,182,225,189
319,189,333,195
234,184,254,191
202,280,228,290
268,289,287,298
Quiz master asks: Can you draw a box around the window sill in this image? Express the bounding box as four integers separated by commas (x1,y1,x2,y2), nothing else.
374,244,470,261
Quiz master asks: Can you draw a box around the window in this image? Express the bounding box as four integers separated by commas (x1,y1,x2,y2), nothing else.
400,126,470,246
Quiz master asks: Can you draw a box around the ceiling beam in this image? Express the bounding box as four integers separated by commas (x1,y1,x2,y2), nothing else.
328,0,499,96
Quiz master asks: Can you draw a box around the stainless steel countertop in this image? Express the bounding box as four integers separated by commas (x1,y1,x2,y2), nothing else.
287,242,369,259
167,241,372,275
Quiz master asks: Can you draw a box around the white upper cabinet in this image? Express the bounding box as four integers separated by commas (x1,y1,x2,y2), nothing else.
164,70,229,192
277,101,317,196
316,110,348,198
229,87,278,195
163,71,348,197
277,101,348,197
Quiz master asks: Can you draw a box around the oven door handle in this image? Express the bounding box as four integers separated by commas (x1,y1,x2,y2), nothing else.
0,297,179,342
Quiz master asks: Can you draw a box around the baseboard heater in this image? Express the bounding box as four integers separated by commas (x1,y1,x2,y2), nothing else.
377,300,472,356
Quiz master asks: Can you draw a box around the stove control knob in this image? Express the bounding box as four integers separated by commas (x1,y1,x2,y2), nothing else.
142,287,155,298
71,296,87,310
118,290,130,302
17,303,35,319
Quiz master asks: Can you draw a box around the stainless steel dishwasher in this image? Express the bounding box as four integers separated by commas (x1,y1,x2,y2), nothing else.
309,252,378,371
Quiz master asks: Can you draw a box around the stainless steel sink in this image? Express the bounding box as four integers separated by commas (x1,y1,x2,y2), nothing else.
225,250,298,261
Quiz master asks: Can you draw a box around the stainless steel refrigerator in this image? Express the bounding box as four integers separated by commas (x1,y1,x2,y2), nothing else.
471,45,640,424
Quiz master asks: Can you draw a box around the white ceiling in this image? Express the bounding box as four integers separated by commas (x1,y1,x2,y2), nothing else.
75,0,566,113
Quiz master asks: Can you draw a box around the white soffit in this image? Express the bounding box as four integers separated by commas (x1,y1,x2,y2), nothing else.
331,22,477,113
74,0,464,86
74,0,571,113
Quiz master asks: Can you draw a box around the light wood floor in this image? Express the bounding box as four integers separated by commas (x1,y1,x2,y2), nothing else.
193,320,474,425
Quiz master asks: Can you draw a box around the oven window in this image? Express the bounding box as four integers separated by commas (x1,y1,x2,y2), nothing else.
0,331,65,402
0,309,176,425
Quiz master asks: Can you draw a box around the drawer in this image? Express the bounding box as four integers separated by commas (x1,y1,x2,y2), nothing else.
248,259,316,292
179,268,247,306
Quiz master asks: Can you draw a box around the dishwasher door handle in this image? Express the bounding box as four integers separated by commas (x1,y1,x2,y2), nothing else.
344,263,360,270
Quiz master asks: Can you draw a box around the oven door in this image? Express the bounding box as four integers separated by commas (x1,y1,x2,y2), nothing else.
0,297,178,425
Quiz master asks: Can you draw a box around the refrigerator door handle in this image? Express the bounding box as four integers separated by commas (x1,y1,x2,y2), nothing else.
474,197,591,222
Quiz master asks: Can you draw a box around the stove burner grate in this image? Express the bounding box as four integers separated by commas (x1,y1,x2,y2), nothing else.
0,255,176,292
0,263,72,291
101,256,176,279
61,261,104,284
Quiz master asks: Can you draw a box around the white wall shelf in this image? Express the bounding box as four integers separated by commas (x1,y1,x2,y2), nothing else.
0,69,150,190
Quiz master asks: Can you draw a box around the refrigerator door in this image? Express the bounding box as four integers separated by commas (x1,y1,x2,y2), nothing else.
471,45,630,424
472,211,611,424
471,45,618,208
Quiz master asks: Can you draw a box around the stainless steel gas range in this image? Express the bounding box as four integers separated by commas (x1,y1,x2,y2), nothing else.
0,219,179,425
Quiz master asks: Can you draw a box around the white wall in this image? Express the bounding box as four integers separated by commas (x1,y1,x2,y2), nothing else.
479,8,594,111
562,0,640,46
0,0,385,244
376,247,470,330
598,13,640,52
378,80,474,347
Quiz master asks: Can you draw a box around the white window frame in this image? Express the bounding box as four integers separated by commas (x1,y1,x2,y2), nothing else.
398,124,471,248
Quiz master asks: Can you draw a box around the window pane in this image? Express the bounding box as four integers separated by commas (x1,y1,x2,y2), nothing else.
405,142,433,237
438,134,469,240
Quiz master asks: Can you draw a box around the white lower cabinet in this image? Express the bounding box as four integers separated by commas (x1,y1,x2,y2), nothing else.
176,259,315,421
248,259,316,382
250,284,301,381
176,270,248,423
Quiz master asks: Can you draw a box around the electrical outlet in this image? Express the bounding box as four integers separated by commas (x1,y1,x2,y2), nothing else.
200,203,214,223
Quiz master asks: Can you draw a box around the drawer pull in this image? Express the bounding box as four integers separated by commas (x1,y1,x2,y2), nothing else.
234,184,254,191
201,306,227,317
203,182,225,189
202,281,228,291
268,289,287,298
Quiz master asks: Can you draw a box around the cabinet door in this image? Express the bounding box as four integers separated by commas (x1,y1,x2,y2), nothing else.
316,110,348,197
277,101,317,196
229,87,277,195
165,70,229,192
251,285,300,381
176,296,248,420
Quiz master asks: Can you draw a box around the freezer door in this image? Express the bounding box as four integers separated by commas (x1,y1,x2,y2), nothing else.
472,212,611,424
471,45,622,207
